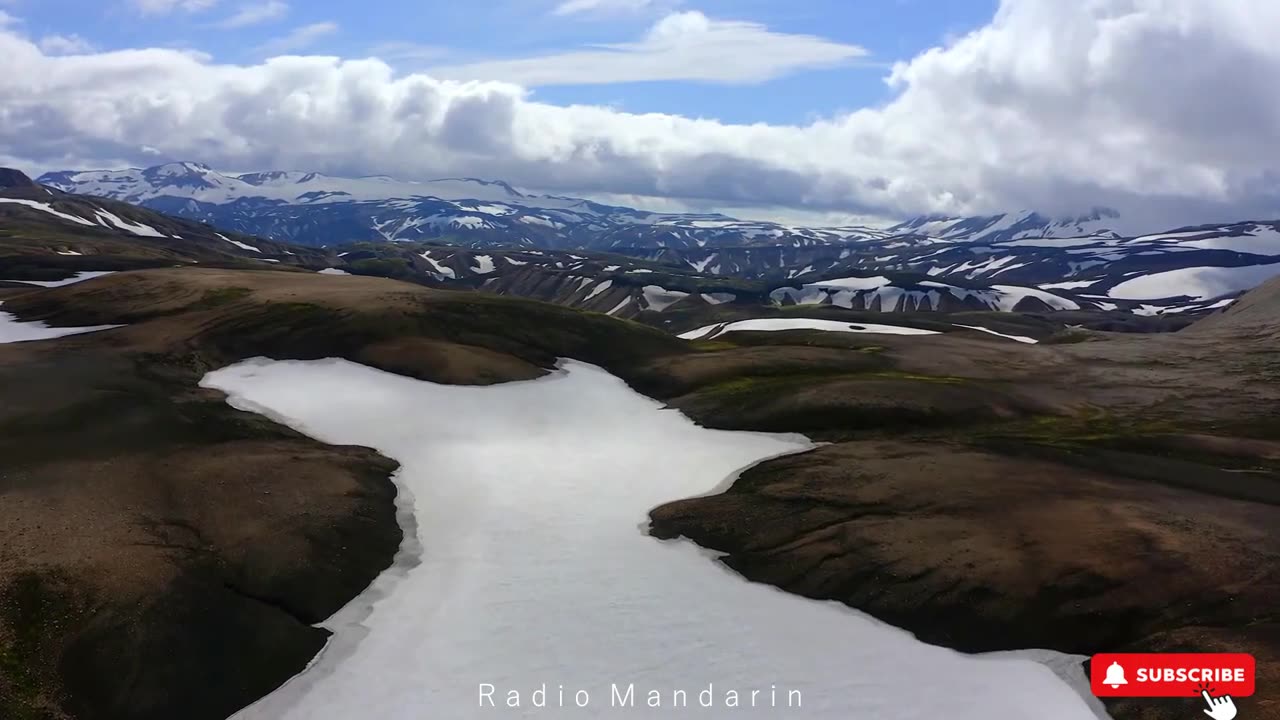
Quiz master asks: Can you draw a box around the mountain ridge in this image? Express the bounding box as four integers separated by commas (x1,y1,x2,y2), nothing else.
38,162,1155,250
0,169,334,272
27,162,1280,315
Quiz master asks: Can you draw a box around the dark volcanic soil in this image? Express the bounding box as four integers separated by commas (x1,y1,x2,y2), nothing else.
0,268,687,719
642,302,1280,720
3,266,1279,720
0,339,404,720
650,441,1280,719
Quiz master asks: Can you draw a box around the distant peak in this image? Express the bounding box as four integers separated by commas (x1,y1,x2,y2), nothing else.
146,161,216,176
141,162,225,189
0,168,37,189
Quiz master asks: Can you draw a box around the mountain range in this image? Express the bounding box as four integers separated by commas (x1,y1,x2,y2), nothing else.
36,162,1142,251
22,162,1280,317
7,164,1280,720
0,167,328,276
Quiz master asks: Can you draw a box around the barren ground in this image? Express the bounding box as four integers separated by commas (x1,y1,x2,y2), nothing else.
1,267,1277,720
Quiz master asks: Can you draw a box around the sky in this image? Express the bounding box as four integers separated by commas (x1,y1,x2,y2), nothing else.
1,0,1278,227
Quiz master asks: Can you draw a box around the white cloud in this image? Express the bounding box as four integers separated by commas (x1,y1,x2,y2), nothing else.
553,0,661,16
255,21,337,55
39,34,94,55
215,0,287,29
130,0,218,14
368,41,449,65
2,0,1280,226
0,9,16,26
431,11,867,86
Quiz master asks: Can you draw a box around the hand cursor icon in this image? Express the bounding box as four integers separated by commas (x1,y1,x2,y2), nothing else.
1202,690,1238,720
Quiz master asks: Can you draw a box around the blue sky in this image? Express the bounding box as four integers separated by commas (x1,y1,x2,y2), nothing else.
11,0,998,124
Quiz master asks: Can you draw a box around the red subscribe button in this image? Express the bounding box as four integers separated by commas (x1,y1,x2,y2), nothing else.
1091,653,1255,697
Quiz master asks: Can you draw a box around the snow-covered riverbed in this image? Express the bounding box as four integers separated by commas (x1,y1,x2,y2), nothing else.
204,358,1104,720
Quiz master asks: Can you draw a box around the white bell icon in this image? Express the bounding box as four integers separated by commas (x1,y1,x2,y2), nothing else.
1103,662,1128,689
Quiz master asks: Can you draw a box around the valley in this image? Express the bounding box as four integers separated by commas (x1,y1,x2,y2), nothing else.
1,166,1278,720
5,2,1279,717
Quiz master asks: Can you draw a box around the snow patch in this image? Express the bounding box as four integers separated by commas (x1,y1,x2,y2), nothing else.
216,233,262,253
206,358,1097,720
94,209,165,237
1108,263,1280,301
0,198,95,226
688,255,719,273
516,215,561,228
585,280,613,301
989,285,1080,311
680,318,941,340
1180,226,1280,255
1,271,115,288
640,285,689,312
953,324,1038,344
419,253,456,279
0,303,122,343
606,296,631,315
1038,280,1099,290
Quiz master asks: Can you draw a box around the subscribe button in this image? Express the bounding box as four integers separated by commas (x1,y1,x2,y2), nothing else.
1091,653,1255,697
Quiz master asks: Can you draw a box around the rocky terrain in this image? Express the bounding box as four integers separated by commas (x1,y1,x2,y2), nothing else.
1,171,1277,720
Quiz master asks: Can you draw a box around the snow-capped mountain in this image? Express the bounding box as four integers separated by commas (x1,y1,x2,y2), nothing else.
37,162,534,206
0,167,325,267
886,208,1135,244
37,163,892,251
33,162,1280,314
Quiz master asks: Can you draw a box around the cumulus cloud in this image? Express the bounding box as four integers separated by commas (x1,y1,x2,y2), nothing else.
430,11,866,86
215,0,287,29
2,0,1280,225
